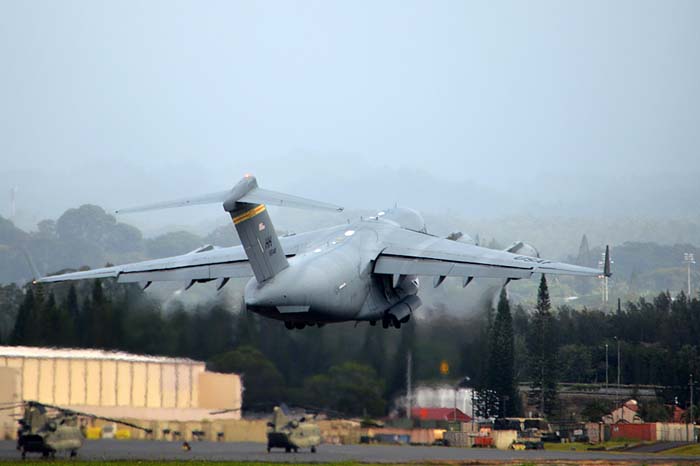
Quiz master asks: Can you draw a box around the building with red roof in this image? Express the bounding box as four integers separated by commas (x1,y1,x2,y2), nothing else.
411,407,472,422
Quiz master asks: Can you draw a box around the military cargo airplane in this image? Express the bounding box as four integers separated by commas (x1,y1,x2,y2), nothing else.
35,175,611,329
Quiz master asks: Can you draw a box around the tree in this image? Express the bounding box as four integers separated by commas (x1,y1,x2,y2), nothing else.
487,288,518,417
576,234,592,266
303,362,385,417
40,291,59,346
527,275,558,416
11,287,39,345
209,346,285,408
0,283,24,343
58,284,79,346
146,231,203,258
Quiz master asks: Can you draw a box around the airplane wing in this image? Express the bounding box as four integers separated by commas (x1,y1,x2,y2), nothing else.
35,228,329,285
37,245,253,284
374,231,609,281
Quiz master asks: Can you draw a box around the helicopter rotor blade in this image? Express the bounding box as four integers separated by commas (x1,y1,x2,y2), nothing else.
24,401,152,433
209,407,242,415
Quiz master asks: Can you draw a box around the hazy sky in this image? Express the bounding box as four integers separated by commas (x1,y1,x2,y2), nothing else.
2,0,699,231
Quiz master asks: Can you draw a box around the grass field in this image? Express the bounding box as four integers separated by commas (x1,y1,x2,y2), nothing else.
662,443,700,456
543,440,637,452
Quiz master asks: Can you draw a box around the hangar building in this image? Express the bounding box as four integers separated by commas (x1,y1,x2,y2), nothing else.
0,346,242,438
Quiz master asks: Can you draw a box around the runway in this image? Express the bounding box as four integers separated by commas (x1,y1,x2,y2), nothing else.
2,440,700,463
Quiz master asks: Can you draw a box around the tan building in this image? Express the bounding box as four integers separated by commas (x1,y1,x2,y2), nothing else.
0,345,242,438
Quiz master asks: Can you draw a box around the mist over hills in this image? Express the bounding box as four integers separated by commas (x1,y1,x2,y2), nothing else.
1,202,697,311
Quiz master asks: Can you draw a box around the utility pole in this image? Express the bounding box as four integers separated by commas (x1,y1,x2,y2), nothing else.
454,383,458,422
684,253,695,297
406,351,412,420
598,250,614,308
691,374,694,426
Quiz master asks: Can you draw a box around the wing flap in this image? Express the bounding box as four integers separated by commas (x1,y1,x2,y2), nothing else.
375,232,604,280
374,254,533,279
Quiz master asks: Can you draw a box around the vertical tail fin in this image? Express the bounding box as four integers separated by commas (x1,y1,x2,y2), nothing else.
229,202,288,282
221,175,342,283
115,174,343,284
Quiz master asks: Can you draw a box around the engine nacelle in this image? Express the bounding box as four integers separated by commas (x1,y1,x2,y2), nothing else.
506,241,540,258
387,294,421,322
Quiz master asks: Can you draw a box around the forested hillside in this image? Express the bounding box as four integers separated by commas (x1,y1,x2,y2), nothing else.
1,206,699,419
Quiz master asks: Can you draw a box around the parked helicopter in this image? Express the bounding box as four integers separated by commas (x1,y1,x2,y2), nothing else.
266,405,321,453
1,400,151,459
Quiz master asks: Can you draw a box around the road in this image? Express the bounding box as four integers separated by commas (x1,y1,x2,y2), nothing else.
1,439,699,463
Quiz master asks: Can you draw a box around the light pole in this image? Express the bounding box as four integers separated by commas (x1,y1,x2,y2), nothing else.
598,251,613,306
684,253,695,297
614,336,621,413
605,343,609,391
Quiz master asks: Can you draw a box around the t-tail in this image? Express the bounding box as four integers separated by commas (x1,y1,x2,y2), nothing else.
116,174,343,283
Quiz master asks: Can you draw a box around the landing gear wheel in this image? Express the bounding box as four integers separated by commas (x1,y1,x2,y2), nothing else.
284,321,294,330
267,447,271,453
311,446,317,453
382,317,389,329
70,450,77,458
293,447,298,453
42,451,49,458
285,447,291,453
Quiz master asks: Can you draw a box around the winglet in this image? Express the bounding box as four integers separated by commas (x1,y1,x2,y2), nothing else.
603,245,612,277
21,249,42,284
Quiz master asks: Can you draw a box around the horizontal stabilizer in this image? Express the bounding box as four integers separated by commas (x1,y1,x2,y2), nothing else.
115,190,230,214
240,188,343,212
115,175,343,214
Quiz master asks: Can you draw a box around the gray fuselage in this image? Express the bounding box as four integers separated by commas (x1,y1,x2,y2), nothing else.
245,208,502,325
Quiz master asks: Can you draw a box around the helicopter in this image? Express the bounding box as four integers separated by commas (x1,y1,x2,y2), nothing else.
266,405,321,453
1,400,152,459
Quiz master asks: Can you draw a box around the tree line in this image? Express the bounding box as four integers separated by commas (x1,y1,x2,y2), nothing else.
2,276,700,419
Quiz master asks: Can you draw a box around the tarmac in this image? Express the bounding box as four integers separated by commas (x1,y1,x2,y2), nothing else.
2,439,700,463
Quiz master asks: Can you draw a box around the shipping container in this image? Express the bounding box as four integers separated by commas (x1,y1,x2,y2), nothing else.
610,423,656,441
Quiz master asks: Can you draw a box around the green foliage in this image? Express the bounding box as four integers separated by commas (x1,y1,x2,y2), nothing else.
486,288,518,417
302,362,385,417
0,283,23,343
209,346,285,408
146,231,203,258
557,345,594,383
581,400,613,422
5,270,700,416
639,400,671,422
527,275,558,416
